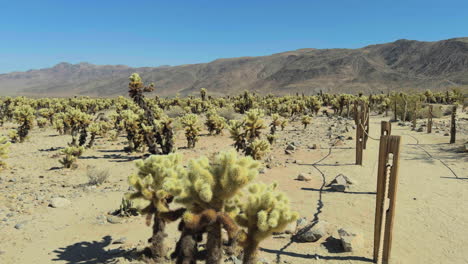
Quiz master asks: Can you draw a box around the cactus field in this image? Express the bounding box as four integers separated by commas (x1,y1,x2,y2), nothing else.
0,80,467,264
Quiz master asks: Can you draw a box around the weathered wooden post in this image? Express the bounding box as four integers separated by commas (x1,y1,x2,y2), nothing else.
373,135,401,264
363,103,370,149
381,121,391,136
427,105,433,134
355,102,364,165
411,101,418,130
450,105,457,144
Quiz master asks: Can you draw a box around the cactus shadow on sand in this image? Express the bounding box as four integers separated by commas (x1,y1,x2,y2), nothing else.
52,235,138,264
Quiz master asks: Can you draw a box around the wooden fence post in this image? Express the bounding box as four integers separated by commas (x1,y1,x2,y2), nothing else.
381,121,391,136
363,103,370,150
427,105,433,134
374,135,401,264
450,105,457,144
355,102,364,165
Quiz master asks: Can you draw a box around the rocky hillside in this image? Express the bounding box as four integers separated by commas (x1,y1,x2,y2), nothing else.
1,38,468,97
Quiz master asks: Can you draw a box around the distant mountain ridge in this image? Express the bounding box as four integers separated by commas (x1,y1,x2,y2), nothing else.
1,38,468,97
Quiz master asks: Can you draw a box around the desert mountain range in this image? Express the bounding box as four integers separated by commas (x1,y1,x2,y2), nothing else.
1,38,468,97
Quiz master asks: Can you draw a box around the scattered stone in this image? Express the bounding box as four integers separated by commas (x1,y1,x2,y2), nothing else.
112,237,127,244
295,217,308,231
417,127,424,132
294,160,302,164
294,221,330,242
285,150,293,155
107,215,124,224
14,221,28,230
347,136,353,140
308,144,318,149
338,228,363,252
296,173,312,182
49,197,71,208
326,174,354,192
286,144,296,151
444,133,450,136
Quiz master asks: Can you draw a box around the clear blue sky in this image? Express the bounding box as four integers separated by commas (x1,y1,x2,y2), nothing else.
1,0,467,73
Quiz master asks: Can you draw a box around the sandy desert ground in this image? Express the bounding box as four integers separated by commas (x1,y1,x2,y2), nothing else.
0,111,467,264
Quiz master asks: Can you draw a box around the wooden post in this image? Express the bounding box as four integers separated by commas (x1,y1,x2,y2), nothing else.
450,105,457,144
374,135,401,264
411,101,417,130
427,105,433,134
381,121,391,136
355,103,364,165
363,103,370,149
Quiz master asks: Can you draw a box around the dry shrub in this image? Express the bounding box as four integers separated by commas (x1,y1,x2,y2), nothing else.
218,106,241,121
87,166,109,186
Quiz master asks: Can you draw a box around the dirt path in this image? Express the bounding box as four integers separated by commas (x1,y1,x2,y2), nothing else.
0,115,466,264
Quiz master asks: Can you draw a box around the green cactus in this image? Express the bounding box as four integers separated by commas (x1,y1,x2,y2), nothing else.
205,110,226,135
269,113,282,135
12,104,35,142
245,139,271,161
244,109,266,141
163,150,260,264
59,146,85,169
180,113,201,148
235,183,299,264
200,88,207,101
301,115,312,129
0,136,11,170
126,153,186,261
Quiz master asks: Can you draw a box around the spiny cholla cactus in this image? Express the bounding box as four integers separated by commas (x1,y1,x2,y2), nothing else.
180,114,201,148
235,183,299,264
37,117,48,128
120,109,145,152
12,104,35,142
269,113,282,135
245,139,271,161
200,88,207,101
244,109,266,141
0,136,11,170
59,146,85,169
163,150,260,264
126,154,186,261
205,110,226,135
228,120,246,151
301,115,312,129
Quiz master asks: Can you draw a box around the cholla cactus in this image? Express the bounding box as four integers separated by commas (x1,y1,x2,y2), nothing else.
180,114,201,148
37,117,48,128
12,104,35,142
0,136,11,170
269,113,282,135
301,115,312,129
59,146,85,169
245,139,271,161
126,154,186,261
200,88,207,101
163,150,260,263
205,110,226,135
228,120,247,151
235,183,299,264
280,119,288,131
244,109,266,141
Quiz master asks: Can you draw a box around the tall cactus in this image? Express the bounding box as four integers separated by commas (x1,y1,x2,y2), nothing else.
163,150,260,264
12,104,35,142
180,114,201,149
126,154,187,261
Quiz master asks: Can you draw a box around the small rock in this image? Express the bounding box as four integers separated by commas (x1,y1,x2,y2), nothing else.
295,217,308,231
285,144,296,151
14,221,28,230
49,198,71,208
294,221,330,242
107,215,123,224
347,136,353,140
226,255,242,264
338,228,363,252
112,237,127,244
444,133,450,136
285,150,293,155
294,160,303,164
417,127,424,132
296,173,312,182
308,144,318,150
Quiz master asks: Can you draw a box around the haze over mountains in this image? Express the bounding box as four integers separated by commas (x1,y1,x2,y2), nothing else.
1,38,468,97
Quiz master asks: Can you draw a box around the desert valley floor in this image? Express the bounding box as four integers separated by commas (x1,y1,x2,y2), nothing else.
0,113,467,264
